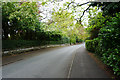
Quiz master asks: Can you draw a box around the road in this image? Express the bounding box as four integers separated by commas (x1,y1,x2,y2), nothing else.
2,43,109,78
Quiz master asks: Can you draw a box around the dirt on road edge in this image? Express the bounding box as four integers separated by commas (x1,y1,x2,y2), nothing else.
88,52,119,79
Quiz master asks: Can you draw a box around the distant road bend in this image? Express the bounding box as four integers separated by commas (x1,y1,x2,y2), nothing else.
2,43,108,78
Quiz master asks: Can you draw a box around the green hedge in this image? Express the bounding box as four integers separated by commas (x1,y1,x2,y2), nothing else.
85,39,98,53
85,40,94,52
85,39,120,76
85,11,120,77
102,48,120,75
2,40,63,51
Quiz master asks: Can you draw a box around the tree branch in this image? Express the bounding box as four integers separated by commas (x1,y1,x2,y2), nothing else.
78,5,91,23
67,1,74,9
39,16,47,21
77,1,90,6
65,1,91,23
64,1,90,11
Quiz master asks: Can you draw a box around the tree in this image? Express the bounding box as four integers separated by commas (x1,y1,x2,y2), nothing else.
48,9,88,43
2,2,41,40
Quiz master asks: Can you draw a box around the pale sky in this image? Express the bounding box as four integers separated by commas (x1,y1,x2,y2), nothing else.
39,0,91,27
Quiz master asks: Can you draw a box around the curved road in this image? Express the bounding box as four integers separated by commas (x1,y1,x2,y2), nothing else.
3,44,83,78
2,43,109,78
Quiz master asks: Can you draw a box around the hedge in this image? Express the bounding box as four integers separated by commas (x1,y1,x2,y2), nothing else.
2,40,63,51
85,39,120,76
85,39,98,53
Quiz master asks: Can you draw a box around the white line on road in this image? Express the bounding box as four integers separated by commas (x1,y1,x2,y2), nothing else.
67,44,84,79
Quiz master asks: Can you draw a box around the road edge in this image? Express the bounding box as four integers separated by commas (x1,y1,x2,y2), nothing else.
67,47,81,79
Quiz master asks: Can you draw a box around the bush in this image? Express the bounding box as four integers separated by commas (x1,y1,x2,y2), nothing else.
85,40,94,52
98,13,120,76
85,12,120,76
86,39,120,76
102,48,120,76
2,40,64,51
85,39,98,52
2,40,41,50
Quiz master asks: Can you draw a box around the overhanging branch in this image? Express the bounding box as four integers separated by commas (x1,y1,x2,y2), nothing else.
65,1,91,23
77,1,90,6
66,1,90,10
78,5,91,22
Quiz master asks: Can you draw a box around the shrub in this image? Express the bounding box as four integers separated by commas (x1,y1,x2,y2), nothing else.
2,40,64,51
86,39,120,76
85,40,94,52
85,39,98,52
86,12,120,76
102,48,120,76
2,40,41,50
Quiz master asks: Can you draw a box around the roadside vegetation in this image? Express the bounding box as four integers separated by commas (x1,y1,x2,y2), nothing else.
85,2,120,77
2,1,120,77
2,2,84,51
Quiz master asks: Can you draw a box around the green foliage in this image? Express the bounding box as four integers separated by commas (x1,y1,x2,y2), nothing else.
102,48,120,75
85,39,98,52
41,2,46,6
2,2,64,42
85,40,94,52
91,2,120,16
2,2,40,40
2,2,71,50
2,1,86,52
2,40,41,50
50,9,89,42
86,11,120,76
97,12,120,76
87,10,108,39
2,40,65,51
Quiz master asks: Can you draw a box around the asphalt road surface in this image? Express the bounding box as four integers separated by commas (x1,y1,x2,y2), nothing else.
2,43,109,78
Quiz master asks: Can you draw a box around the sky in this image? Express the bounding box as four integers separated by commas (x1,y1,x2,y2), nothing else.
39,0,90,27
